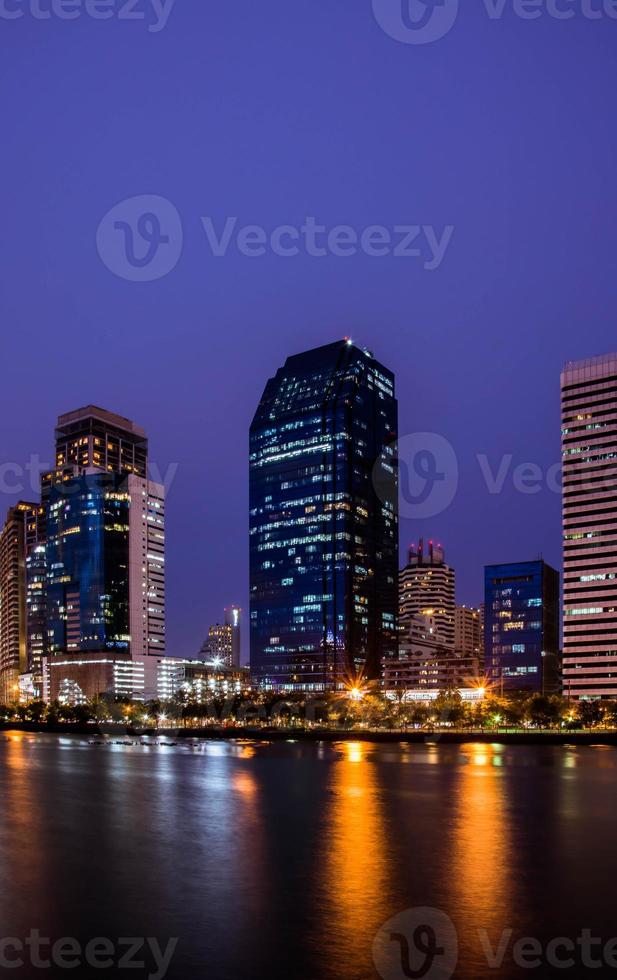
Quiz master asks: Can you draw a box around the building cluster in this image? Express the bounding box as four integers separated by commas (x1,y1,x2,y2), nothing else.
0,406,246,706
247,341,617,703
0,344,615,708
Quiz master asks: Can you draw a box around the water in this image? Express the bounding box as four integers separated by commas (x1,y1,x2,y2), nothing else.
0,733,616,980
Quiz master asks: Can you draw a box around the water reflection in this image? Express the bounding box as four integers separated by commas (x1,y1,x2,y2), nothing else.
452,745,513,914
1,737,617,980
316,742,392,978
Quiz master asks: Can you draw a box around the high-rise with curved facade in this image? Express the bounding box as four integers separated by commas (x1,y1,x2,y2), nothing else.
250,340,398,691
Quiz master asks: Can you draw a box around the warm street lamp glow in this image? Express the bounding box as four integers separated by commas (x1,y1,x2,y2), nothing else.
349,687,364,702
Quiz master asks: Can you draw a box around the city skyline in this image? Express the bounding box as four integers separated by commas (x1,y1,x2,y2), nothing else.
3,4,615,665
0,340,614,665
3,8,616,978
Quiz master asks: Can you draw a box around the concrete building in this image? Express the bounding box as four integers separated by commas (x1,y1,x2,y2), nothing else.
399,540,455,650
562,354,617,699
225,605,241,667
0,502,48,703
383,653,483,703
455,605,483,659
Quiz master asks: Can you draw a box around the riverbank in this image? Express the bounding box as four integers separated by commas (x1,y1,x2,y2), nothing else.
3,721,617,745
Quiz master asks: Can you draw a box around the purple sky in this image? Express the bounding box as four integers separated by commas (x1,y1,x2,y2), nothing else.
1,2,616,661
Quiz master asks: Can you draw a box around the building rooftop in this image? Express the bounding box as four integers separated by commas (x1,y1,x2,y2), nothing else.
56,405,146,438
562,352,617,381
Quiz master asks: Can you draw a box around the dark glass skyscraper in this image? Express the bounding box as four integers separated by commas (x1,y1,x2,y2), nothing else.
484,560,560,694
45,472,131,656
249,339,398,690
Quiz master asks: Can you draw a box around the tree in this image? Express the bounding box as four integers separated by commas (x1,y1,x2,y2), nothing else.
433,690,466,727
500,698,526,728
602,700,617,727
25,700,47,723
575,699,604,730
525,695,563,729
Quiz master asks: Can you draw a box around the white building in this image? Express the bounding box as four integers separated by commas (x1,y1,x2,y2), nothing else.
562,354,617,698
399,540,455,650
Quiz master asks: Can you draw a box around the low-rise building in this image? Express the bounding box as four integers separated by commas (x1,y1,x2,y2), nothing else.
383,651,484,703
46,653,252,704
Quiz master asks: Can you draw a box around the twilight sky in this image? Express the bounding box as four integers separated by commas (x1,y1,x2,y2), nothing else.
1,1,616,661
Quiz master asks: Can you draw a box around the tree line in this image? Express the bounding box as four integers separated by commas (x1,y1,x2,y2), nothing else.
1,689,615,731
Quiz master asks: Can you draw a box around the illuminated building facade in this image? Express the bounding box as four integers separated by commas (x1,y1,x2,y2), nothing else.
53,404,147,479
399,612,449,658
225,604,241,667
382,652,482,702
484,560,559,694
24,504,47,697
562,354,617,699
42,406,165,700
250,339,398,690
200,607,242,668
455,604,483,659
45,472,132,656
157,658,251,702
0,503,40,703
202,623,234,667
399,540,455,651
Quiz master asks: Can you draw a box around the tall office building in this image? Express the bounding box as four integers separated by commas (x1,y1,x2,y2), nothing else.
484,560,559,694
562,354,617,699
0,502,43,703
249,339,398,690
225,605,241,667
198,607,241,668
24,504,47,696
399,540,455,650
455,605,483,659
43,407,165,700
201,623,233,667
53,405,148,478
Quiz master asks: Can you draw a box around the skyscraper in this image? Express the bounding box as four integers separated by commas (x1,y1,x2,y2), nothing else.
225,605,241,667
0,502,42,703
202,623,233,667
43,406,165,700
24,504,47,697
562,354,617,699
53,404,148,478
399,540,455,650
198,607,242,668
484,560,559,694
249,339,398,690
